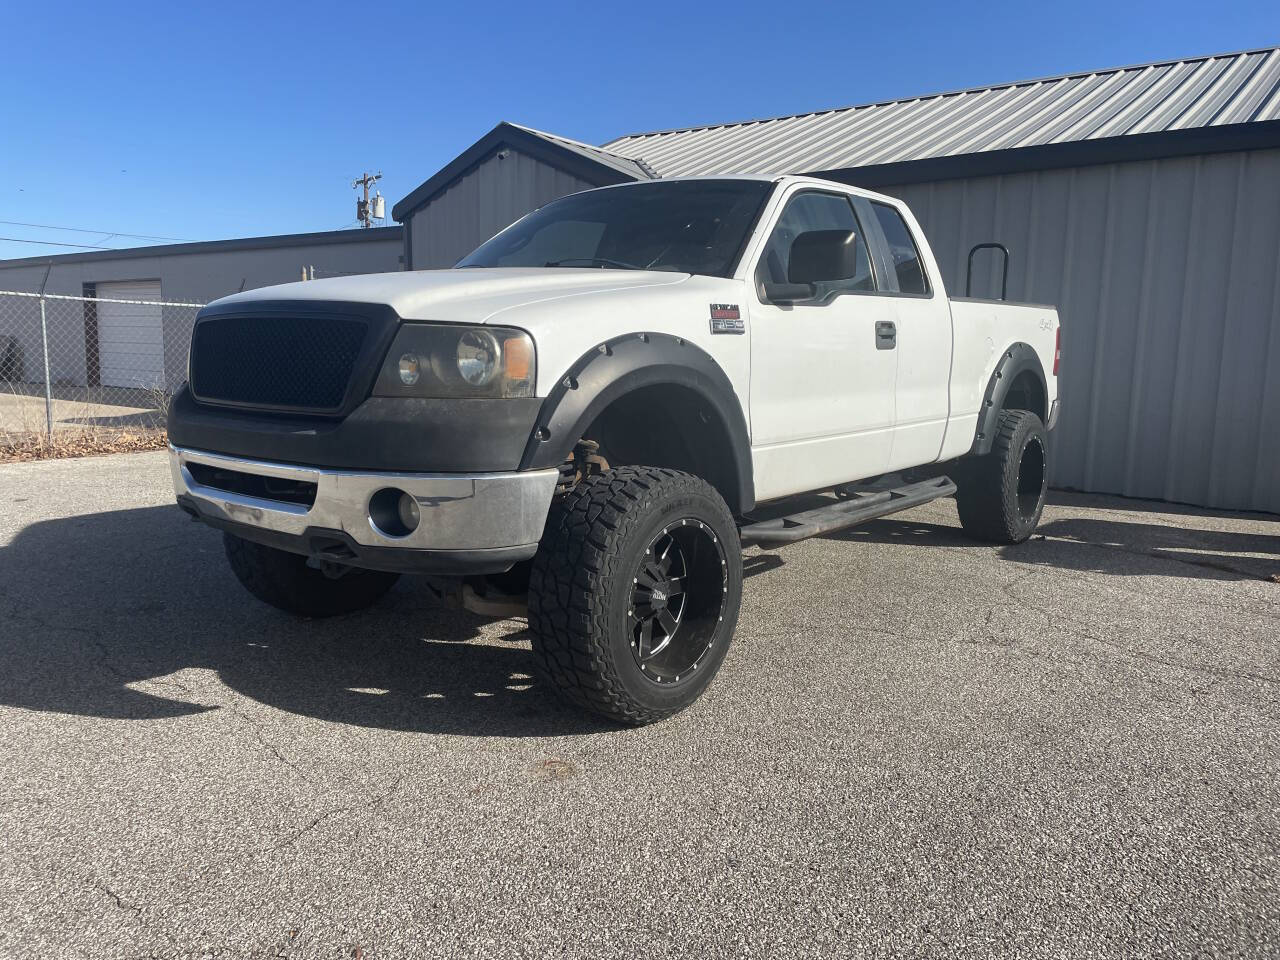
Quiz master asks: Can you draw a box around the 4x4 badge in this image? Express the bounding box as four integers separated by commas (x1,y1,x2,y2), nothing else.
709,304,744,334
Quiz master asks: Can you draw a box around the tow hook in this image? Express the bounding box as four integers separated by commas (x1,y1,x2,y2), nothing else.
423,577,528,618
304,554,358,579
303,537,363,579
461,584,528,619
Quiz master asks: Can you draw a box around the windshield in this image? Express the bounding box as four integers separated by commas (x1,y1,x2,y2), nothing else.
457,179,774,278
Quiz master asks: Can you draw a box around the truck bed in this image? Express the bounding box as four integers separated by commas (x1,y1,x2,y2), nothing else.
940,298,1059,462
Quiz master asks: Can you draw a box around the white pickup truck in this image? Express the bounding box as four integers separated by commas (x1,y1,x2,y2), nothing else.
169,175,1060,724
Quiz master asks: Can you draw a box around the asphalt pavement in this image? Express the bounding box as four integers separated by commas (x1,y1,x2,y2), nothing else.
1,451,1277,959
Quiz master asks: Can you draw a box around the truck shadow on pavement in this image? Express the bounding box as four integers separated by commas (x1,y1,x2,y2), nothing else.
821,510,1279,582
1000,517,1280,582
0,505,611,737
823,519,976,549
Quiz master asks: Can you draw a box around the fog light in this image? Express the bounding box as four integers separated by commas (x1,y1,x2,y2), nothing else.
398,492,421,532
398,353,421,385
369,487,419,538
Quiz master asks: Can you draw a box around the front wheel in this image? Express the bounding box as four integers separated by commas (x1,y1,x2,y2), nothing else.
528,467,743,725
955,409,1049,544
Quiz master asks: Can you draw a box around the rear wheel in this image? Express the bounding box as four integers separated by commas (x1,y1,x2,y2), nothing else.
955,409,1048,544
223,533,400,617
528,466,743,725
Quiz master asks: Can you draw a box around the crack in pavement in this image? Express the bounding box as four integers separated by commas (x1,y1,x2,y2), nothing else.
1001,547,1280,621
261,774,407,855
223,697,314,786
1087,632,1279,686
88,877,142,916
999,578,1279,687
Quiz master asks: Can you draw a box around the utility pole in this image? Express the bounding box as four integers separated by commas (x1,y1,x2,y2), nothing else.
352,171,383,228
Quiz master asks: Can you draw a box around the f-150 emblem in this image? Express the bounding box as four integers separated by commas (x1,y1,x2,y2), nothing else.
709,304,744,334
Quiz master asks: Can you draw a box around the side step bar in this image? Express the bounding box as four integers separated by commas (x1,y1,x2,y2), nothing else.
739,476,957,547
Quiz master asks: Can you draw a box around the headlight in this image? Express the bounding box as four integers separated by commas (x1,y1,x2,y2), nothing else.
373,323,535,399
456,330,500,386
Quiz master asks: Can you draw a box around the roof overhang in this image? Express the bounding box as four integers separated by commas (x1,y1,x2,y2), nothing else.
0,225,403,270
391,122,646,222
811,119,1280,189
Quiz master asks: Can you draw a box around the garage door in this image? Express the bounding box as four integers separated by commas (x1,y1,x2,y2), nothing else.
95,280,165,389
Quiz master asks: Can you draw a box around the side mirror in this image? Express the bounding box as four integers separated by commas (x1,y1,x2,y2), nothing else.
760,281,816,305
788,229,860,284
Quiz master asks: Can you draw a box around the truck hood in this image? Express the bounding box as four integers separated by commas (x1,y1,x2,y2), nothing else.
212,268,689,324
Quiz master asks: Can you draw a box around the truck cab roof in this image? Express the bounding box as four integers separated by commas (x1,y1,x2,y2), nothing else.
581,173,905,208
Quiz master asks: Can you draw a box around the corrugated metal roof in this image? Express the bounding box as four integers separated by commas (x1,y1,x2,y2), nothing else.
601,48,1280,177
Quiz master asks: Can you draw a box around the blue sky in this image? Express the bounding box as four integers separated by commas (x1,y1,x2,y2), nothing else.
1,0,1275,260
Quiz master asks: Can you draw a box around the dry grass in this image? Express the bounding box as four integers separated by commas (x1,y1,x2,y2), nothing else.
1,378,170,463
0,428,168,463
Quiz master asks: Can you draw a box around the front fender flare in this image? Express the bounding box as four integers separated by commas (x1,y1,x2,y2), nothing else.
519,332,755,513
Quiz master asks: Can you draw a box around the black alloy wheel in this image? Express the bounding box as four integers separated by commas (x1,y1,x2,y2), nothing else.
1015,434,1047,523
629,519,728,684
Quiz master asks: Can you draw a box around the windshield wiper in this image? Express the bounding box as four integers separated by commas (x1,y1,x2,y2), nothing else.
544,257,643,270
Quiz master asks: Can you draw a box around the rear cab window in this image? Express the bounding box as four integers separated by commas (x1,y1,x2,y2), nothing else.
870,202,930,296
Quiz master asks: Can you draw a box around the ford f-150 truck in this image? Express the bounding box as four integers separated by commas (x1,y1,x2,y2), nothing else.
169,175,1060,724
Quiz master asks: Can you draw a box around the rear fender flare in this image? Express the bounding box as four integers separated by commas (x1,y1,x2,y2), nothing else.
970,342,1048,456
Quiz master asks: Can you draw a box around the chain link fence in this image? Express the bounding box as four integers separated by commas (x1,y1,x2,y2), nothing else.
0,290,204,457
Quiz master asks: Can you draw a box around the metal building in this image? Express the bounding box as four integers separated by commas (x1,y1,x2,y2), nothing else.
0,226,403,305
393,48,1280,513
0,226,403,391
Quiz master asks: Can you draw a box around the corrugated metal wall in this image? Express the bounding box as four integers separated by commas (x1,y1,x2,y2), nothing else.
883,147,1280,514
408,148,600,269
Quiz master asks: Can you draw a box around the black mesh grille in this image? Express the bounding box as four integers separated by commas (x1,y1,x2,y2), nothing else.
190,314,368,412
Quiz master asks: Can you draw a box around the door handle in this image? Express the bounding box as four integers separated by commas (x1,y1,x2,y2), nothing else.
875,320,897,350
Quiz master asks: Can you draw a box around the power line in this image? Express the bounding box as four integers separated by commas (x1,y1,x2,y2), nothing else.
0,219,190,242
0,236,119,250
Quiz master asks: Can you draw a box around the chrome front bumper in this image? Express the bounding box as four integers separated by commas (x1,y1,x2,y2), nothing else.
170,445,558,572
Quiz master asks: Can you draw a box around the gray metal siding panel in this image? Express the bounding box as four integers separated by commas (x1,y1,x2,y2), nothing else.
884,148,1280,514
408,148,598,269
